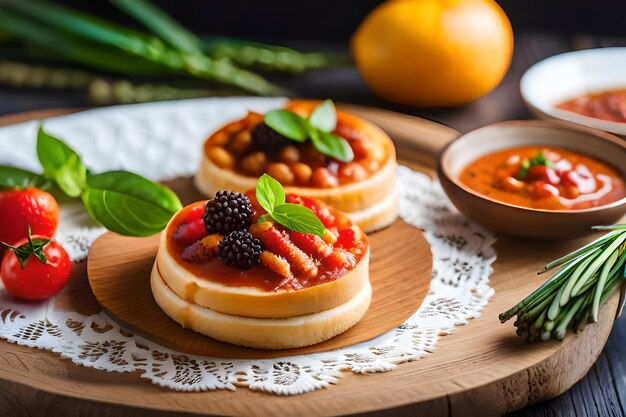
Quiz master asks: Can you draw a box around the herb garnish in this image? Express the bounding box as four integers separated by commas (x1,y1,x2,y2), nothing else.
255,174,325,237
263,100,354,162
0,125,182,237
515,151,555,180
500,224,626,342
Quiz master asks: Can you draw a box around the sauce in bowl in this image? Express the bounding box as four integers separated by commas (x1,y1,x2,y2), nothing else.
557,89,626,123
459,146,626,210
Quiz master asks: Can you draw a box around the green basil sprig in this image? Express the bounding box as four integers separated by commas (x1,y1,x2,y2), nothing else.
255,174,325,237
82,171,182,236
0,166,49,190
0,125,182,237
37,126,87,197
263,100,354,163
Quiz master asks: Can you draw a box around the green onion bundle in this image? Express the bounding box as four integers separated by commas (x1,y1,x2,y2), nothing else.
499,225,626,342
0,0,347,99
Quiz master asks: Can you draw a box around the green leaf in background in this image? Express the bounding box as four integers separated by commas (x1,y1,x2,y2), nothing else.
200,36,349,74
3,0,174,61
110,0,202,54
36,125,86,197
309,99,337,132
255,173,285,214
0,0,283,96
264,110,309,142
81,170,182,237
272,204,325,237
0,166,49,189
0,9,171,75
310,130,354,162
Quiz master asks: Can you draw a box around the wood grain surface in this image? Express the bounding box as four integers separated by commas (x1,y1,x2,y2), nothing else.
0,99,622,417
87,218,431,359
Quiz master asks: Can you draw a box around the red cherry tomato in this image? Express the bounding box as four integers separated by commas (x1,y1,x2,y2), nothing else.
526,165,549,182
0,188,59,252
1,237,71,301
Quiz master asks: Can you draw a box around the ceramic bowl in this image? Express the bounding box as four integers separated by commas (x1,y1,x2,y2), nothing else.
521,47,626,137
437,120,626,240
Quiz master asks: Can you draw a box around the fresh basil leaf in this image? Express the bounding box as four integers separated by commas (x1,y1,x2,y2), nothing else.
255,173,285,214
0,166,49,189
264,109,309,142
37,125,86,197
309,99,337,132
81,170,182,237
272,203,325,237
310,130,354,162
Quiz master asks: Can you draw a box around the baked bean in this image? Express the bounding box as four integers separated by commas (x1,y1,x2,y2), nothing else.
211,131,229,146
208,146,235,169
230,130,251,153
291,162,312,185
225,122,242,134
266,163,295,185
301,145,326,167
279,146,300,164
311,167,338,188
338,162,368,184
241,151,267,176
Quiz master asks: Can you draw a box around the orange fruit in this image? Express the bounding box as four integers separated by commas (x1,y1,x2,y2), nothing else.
351,0,514,107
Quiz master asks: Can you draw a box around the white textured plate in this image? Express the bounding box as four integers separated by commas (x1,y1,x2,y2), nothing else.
520,47,626,136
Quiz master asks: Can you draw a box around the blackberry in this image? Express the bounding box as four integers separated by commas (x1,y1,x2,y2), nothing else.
204,191,254,235
218,230,263,271
251,122,291,154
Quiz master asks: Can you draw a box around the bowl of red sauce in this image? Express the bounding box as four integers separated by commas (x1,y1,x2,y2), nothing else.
437,120,626,240
521,48,626,137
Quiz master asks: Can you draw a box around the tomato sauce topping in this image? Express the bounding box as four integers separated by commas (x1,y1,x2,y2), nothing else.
166,198,368,292
459,146,626,210
557,89,626,123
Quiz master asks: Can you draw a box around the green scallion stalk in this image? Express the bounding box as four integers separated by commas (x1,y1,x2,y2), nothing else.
1,0,283,95
200,36,350,73
0,9,170,75
110,0,203,54
500,225,626,341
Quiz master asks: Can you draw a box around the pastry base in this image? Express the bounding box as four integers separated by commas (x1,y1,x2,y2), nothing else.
156,239,371,318
150,264,373,350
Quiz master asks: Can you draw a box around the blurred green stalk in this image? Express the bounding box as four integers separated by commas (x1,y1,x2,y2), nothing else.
0,0,283,95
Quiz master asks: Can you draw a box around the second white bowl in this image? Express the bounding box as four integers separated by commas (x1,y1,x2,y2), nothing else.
521,47,626,136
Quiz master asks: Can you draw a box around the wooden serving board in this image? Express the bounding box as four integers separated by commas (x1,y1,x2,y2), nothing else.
0,105,623,417
87,219,431,359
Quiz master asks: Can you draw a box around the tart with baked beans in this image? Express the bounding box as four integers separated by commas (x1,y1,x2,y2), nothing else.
152,175,371,349
194,100,398,232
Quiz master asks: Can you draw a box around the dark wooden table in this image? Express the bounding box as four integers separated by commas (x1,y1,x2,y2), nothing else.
1,32,625,417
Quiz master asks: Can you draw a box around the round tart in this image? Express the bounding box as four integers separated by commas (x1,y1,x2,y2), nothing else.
194,100,399,232
151,187,371,350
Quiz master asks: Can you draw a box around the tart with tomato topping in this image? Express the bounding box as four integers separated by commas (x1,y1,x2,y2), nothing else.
151,175,371,349
194,100,398,233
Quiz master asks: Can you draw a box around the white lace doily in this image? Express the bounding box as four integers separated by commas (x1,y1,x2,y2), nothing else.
0,98,496,395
